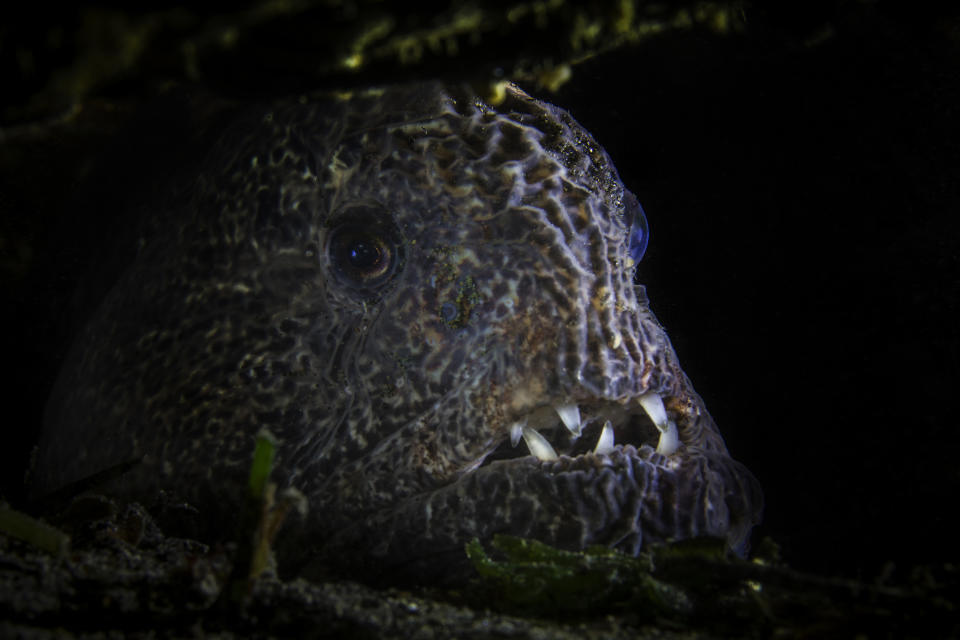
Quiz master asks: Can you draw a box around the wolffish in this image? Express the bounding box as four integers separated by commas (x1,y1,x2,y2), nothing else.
32,82,762,582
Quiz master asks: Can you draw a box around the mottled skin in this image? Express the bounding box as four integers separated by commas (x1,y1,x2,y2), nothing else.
33,83,762,582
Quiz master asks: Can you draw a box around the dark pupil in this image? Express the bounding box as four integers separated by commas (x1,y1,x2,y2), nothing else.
327,213,402,293
347,239,381,270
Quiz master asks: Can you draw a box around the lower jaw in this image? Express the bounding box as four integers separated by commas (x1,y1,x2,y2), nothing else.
304,438,762,585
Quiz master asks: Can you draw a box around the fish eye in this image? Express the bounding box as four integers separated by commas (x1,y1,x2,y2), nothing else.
624,191,649,263
332,231,389,276
326,207,404,294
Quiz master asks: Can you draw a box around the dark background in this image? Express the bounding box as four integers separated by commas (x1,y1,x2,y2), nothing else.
2,1,958,582
558,11,960,577
552,9,960,578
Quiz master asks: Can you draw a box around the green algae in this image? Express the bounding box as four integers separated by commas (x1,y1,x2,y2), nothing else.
466,534,696,617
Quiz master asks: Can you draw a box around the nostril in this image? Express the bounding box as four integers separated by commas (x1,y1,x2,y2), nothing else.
440,302,458,323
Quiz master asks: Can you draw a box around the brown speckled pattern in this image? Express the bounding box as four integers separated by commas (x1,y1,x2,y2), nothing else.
34,83,762,582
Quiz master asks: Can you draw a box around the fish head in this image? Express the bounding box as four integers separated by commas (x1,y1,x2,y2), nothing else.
33,82,762,583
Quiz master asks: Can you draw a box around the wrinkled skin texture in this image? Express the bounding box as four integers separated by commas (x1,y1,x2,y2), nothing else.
33,83,762,583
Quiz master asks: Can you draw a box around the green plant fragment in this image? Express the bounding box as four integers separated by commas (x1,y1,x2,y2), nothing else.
248,428,278,500
0,504,70,556
466,534,693,617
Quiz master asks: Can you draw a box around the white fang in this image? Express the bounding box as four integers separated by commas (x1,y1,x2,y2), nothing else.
554,403,582,437
593,420,615,455
638,392,669,430
509,421,525,447
656,420,680,456
522,426,559,461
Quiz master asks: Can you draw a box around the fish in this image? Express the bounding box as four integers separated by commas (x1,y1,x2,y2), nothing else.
31,82,762,583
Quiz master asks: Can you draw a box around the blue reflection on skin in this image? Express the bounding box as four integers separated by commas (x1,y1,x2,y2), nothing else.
625,191,649,263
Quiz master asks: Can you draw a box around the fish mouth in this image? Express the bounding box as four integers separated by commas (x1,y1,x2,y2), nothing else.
478,392,679,470
304,382,762,584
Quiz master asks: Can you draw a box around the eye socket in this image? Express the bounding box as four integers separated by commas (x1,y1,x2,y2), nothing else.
326,207,404,294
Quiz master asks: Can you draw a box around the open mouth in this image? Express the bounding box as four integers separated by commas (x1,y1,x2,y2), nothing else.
479,392,682,468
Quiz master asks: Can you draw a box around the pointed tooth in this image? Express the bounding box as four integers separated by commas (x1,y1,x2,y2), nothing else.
638,392,669,430
656,420,680,456
639,392,679,454
554,403,581,437
593,420,615,455
522,426,559,461
509,421,525,447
